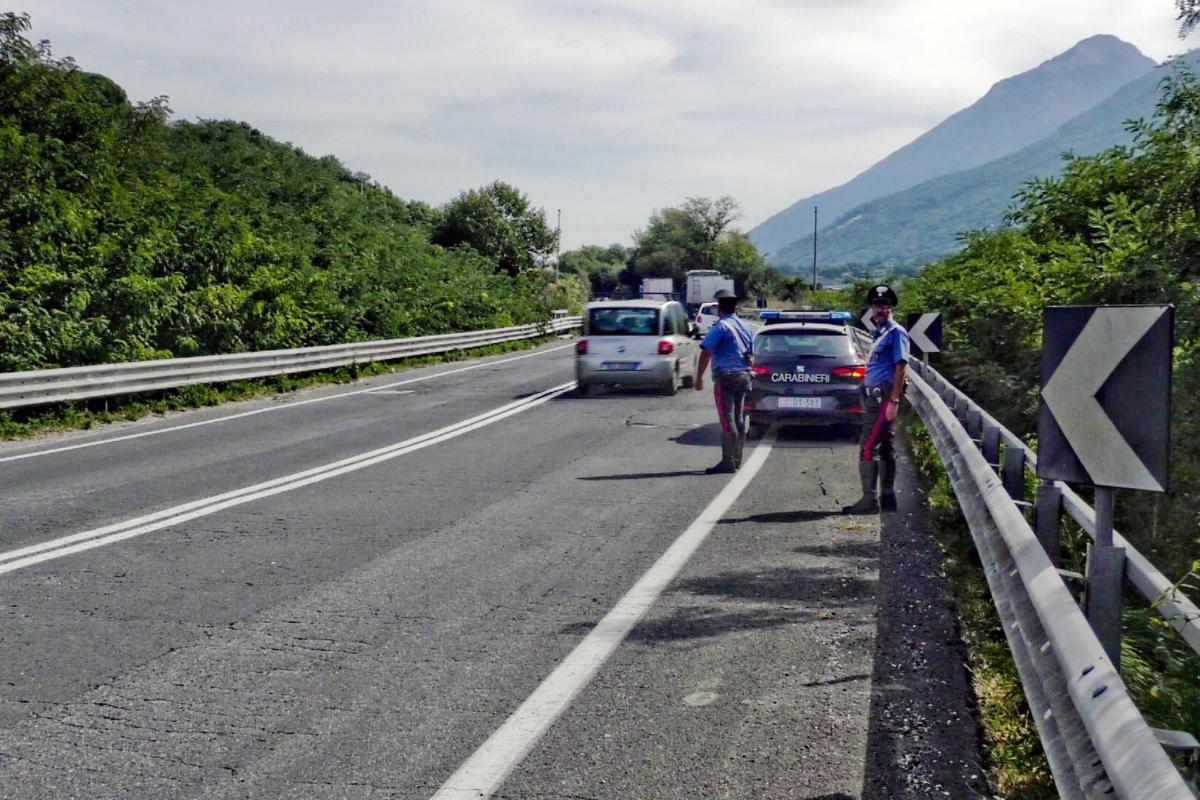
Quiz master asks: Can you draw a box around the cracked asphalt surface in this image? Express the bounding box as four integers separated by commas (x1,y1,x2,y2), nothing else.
0,341,985,798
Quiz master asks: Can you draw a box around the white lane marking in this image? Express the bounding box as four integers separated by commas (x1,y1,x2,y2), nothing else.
430,428,777,800
367,390,415,395
0,382,576,575
0,344,573,464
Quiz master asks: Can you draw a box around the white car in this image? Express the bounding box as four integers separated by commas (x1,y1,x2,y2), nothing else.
575,299,698,395
694,302,720,337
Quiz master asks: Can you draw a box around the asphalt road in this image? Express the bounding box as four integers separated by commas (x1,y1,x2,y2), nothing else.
0,340,983,798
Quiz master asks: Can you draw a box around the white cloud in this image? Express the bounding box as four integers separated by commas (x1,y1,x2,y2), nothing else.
18,0,1192,247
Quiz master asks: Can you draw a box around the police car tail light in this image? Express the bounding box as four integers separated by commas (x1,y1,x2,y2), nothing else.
750,365,770,378
832,365,865,380
575,339,588,355
657,340,674,356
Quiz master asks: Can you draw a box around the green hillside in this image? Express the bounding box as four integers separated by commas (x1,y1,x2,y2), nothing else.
773,53,1194,276
750,35,1155,259
0,13,567,373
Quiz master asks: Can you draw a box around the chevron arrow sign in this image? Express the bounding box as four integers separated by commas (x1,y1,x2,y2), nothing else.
1037,305,1173,492
860,308,877,333
906,312,942,354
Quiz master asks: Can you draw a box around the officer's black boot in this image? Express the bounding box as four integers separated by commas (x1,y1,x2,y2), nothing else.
879,460,897,511
841,462,879,514
732,431,746,470
706,433,737,474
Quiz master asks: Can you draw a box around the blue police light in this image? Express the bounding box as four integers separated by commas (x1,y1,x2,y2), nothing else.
760,309,852,323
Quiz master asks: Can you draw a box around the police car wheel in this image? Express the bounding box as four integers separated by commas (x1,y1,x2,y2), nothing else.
576,381,591,396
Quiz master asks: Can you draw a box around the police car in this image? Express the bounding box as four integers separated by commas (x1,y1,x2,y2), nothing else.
746,310,867,436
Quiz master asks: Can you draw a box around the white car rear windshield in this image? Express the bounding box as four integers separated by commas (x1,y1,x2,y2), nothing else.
700,304,717,315
588,308,660,336
754,331,850,358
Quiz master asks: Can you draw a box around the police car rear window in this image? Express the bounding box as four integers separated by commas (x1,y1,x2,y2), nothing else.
753,331,850,358
588,308,659,336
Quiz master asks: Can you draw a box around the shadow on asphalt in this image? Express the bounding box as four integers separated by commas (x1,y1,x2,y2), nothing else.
792,540,880,560
578,469,709,481
673,566,875,606
719,509,841,524
559,566,878,644
669,423,722,446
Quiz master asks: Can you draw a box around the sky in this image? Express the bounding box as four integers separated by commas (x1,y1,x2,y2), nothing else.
18,1,1192,249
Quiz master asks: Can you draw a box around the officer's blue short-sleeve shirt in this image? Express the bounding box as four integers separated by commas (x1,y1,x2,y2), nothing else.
701,315,753,373
866,321,910,387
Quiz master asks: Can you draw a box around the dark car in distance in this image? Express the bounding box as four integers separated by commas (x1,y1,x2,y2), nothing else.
746,311,867,437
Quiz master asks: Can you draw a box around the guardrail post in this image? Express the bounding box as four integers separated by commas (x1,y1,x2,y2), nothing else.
1085,487,1125,671
982,424,1001,469
1034,482,1063,566
966,408,982,444
1002,445,1025,502
953,395,968,426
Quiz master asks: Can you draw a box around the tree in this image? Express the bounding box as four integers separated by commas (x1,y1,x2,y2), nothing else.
432,181,558,277
558,244,628,294
627,195,772,297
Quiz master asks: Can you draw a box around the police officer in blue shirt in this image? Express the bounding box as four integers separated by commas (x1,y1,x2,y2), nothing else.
694,288,754,474
843,284,910,513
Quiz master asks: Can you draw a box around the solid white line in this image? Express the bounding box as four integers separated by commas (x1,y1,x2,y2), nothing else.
0,382,576,575
429,428,777,800
0,344,573,464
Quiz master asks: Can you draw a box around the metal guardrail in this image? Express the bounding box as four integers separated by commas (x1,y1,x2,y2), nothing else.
0,316,581,411
897,350,1197,798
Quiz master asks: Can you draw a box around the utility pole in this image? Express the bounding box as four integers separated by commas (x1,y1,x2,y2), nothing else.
556,208,562,277
811,206,818,293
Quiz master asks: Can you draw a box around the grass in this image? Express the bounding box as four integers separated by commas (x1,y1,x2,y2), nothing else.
905,418,1057,798
0,334,565,442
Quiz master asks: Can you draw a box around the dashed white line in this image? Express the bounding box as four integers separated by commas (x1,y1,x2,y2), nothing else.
0,381,576,575
0,344,572,464
429,427,778,800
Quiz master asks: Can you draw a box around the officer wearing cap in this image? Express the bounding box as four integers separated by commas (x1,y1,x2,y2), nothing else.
843,284,910,513
694,288,754,474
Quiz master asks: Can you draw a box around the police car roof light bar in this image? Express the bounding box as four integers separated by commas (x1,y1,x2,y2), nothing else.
758,310,852,322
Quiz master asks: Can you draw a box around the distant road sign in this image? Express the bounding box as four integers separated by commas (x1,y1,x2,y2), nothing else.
1037,305,1173,491
860,308,877,333
906,312,942,354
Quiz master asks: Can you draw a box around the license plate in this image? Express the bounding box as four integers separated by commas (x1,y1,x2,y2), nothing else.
601,361,640,371
779,396,822,409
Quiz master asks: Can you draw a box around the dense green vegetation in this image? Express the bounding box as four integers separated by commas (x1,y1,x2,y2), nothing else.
0,13,578,374
885,60,1200,789
902,60,1200,579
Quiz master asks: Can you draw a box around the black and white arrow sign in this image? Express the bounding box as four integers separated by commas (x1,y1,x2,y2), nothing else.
905,312,942,354
860,308,877,333
1037,305,1173,492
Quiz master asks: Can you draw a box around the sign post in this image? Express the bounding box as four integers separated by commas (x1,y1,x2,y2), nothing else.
1037,305,1173,671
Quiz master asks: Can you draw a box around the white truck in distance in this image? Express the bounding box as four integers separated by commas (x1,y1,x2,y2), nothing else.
640,277,675,299
685,270,734,313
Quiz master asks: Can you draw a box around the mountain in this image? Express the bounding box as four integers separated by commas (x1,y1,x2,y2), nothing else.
750,35,1156,259
772,50,1198,274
